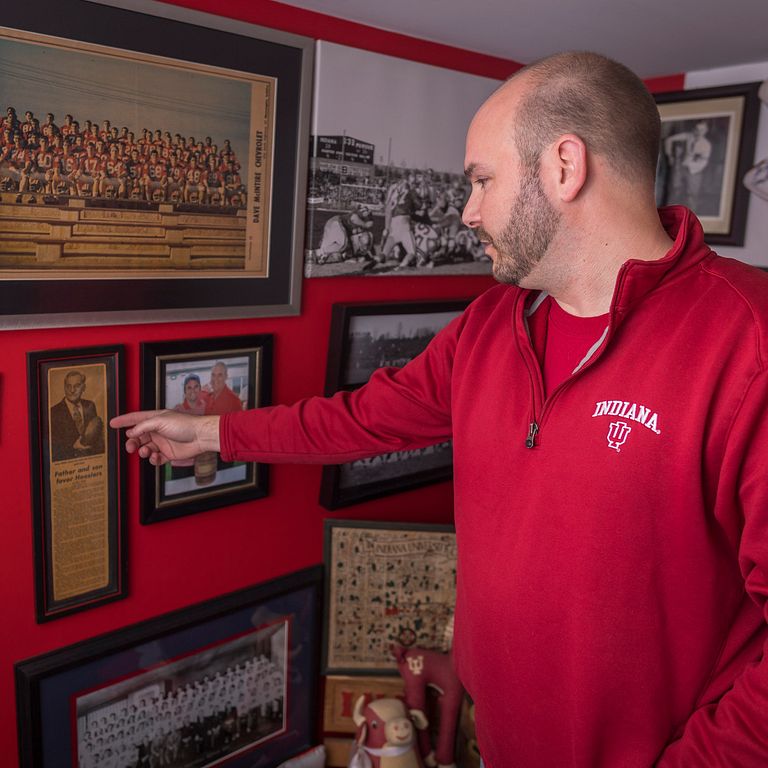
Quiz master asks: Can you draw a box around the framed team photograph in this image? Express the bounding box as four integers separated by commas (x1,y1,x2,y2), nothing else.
322,520,456,675
15,565,323,768
303,40,498,277
320,300,468,509
654,82,761,246
27,344,126,622
139,335,273,524
0,0,313,328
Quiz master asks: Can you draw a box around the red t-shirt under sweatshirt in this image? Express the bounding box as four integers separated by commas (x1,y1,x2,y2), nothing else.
528,295,610,397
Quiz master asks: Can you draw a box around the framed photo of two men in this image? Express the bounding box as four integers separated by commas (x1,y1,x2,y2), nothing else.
139,334,273,524
0,0,313,328
27,344,126,622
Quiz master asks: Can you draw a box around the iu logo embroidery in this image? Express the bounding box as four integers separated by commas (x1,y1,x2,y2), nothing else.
607,420,631,452
406,655,424,676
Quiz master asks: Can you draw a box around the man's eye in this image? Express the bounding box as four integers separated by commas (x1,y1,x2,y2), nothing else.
474,178,488,189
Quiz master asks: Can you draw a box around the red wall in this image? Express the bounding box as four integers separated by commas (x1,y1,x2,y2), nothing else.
0,2,684,761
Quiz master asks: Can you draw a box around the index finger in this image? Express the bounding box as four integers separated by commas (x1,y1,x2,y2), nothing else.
110,410,166,430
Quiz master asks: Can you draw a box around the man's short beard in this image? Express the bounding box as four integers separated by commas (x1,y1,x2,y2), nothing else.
481,164,561,286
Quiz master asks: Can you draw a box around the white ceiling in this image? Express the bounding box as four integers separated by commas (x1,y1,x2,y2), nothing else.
278,0,768,78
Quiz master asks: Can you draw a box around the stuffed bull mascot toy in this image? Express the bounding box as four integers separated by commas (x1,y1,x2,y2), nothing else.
348,695,428,768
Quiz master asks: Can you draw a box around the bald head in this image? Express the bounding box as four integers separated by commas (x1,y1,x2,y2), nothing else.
491,52,660,184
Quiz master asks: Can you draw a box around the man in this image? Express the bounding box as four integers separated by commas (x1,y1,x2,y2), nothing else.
183,155,205,204
203,362,243,416
3,106,20,135
315,204,375,266
380,173,420,268
142,148,168,203
48,145,76,197
2,133,28,194
174,374,206,415
111,52,768,766
41,112,59,141
203,153,225,206
222,159,244,208
663,119,713,209
75,144,101,197
97,143,126,198
51,370,105,462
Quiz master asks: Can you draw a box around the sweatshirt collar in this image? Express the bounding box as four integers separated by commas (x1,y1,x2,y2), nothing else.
610,205,712,316
519,206,712,355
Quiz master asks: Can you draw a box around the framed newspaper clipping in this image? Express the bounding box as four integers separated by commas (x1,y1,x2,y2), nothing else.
0,0,313,328
15,565,322,768
139,334,273,524
27,344,126,622
322,520,457,675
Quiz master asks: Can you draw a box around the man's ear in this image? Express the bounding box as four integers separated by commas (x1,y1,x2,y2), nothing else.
547,133,588,202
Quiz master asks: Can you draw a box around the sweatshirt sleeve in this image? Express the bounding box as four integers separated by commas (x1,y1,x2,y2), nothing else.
657,369,768,766
219,313,461,463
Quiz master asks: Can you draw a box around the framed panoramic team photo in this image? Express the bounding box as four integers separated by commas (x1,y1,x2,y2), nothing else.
27,344,126,622
0,0,313,327
15,566,322,768
654,82,761,246
320,299,469,509
139,334,273,524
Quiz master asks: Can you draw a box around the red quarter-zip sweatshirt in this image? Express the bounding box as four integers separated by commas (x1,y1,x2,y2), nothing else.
222,207,768,766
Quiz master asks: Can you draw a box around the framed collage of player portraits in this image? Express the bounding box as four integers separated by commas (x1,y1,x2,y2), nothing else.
319,299,468,509
322,520,457,675
15,565,323,768
654,82,761,246
139,334,273,524
27,344,127,622
0,0,313,328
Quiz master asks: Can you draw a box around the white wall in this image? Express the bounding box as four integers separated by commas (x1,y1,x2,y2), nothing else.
685,62,768,266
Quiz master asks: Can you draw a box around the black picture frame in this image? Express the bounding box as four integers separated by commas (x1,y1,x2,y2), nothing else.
15,565,322,768
319,299,469,509
654,82,761,246
0,0,313,328
27,344,127,622
139,334,273,524
322,520,456,675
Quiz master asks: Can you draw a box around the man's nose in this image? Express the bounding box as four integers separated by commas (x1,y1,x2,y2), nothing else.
462,192,479,228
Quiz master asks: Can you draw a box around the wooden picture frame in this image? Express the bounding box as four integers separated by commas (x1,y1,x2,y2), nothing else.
0,0,313,328
27,344,126,622
15,565,323,768
322,520,457,675
654,82,761,246
319,299,469,509
139,334,273,524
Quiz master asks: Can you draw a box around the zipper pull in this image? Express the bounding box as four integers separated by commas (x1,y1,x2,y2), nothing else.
525,422,539,448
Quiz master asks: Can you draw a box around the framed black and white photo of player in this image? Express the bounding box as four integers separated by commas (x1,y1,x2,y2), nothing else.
322,520,456,674
320,300,468,509
654,82,761,246
139,334,273,524
15,565,322,768
27,344,127,622
0,0,312,328
303,41,499,277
